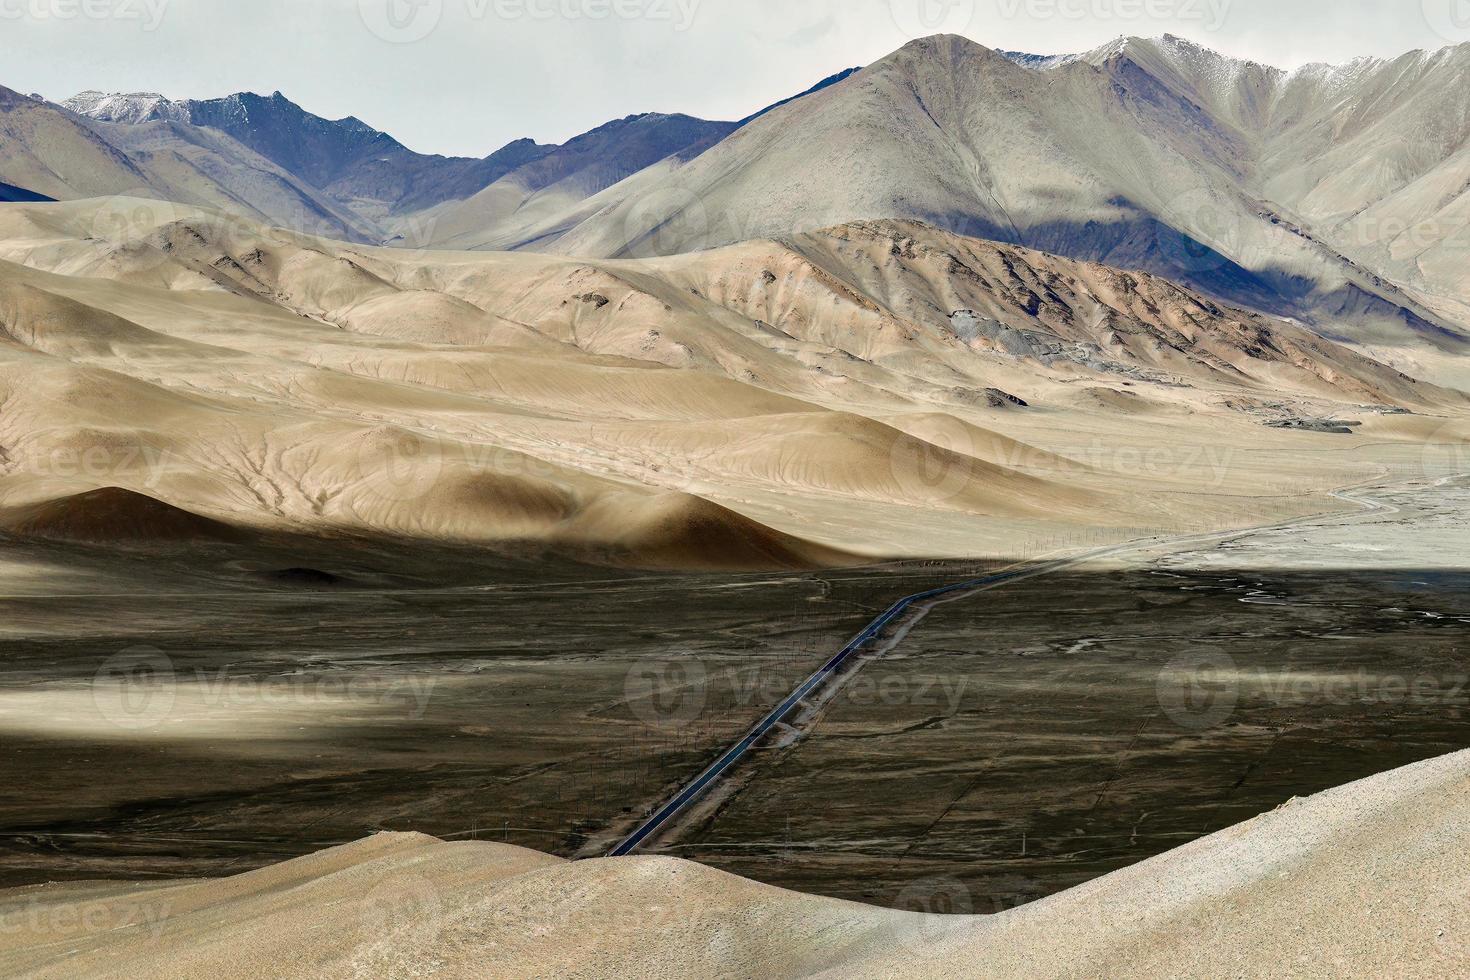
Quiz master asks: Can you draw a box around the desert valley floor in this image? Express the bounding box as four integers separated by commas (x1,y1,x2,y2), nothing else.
0,470,1467,978
6,33,1470,969
1,466,1465,909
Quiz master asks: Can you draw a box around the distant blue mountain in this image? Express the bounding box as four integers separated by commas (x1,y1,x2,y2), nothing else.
0,180,53,203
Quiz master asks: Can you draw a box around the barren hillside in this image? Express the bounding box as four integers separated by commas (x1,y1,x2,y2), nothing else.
0,198,1458,567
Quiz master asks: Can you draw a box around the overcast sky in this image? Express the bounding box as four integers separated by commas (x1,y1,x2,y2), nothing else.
5,0,1464,157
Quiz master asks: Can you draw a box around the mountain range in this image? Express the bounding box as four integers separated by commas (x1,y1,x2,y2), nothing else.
0,36,1466,566
4,34,1470,381
526,34,1470,360
40,65,862,247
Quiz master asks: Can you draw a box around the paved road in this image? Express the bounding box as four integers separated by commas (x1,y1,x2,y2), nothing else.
607,476,1427,857
608,551,1114,857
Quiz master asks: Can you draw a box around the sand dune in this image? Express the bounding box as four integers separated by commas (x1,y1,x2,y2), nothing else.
2,748,1463,978
0,486,244,544
0,198,1461,567
562,490,857,570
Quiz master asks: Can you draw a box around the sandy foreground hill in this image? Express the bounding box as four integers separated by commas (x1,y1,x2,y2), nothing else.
0,197,1464,568
0,747,1464,978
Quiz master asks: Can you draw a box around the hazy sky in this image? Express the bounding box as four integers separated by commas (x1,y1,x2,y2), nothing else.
4,0,1463,156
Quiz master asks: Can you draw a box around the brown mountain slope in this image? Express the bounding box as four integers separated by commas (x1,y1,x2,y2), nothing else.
479,35,1465,362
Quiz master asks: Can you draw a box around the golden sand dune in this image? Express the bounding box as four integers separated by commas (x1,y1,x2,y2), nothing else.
0,197,1462,566
878,412,1095,475
1068,385,1178,415
2,748,1463,978
563,490,858,570
536,410,1100,518
330,290,554,350
0,278,183,358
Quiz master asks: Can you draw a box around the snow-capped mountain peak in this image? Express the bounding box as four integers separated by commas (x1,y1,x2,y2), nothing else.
63,90,188,124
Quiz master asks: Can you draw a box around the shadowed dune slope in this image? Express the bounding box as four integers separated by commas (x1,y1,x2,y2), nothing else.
0,486,246,544
562,491,859,571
